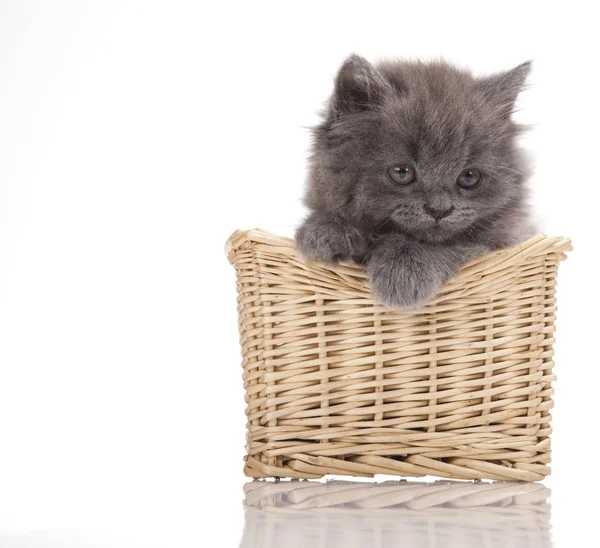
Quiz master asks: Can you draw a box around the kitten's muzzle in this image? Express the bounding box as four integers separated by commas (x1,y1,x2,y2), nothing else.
424,204,454,221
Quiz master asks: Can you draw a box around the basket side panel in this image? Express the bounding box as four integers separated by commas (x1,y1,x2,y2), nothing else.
537,253,561,460
231,244,264,470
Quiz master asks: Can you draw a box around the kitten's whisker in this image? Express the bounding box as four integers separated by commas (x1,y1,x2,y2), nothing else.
497,165,524,176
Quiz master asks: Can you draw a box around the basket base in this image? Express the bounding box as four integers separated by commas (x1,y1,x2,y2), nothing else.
244,455,550,482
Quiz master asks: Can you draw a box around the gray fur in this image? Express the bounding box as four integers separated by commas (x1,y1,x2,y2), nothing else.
295,55,534,310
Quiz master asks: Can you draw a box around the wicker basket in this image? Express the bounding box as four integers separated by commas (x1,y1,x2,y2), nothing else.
227,229,571,482
241,480,552,548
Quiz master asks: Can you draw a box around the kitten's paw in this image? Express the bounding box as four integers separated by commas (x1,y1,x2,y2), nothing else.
295,214,367,264
367,243,449,310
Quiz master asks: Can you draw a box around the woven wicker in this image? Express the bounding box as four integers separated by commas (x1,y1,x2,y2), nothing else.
241,480,552,548
227,229,571,482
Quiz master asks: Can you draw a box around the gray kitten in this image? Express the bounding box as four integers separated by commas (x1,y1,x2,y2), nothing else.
295,55,534,309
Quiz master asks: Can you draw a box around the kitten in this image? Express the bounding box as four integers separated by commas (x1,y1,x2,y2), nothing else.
295,55,535,309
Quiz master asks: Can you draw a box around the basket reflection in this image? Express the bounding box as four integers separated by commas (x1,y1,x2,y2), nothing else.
241,480,551,548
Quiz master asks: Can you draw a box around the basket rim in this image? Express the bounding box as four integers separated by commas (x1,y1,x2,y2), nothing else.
226,227,572,271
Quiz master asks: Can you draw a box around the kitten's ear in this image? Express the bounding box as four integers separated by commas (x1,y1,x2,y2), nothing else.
477,61,532,118
331,54,389,116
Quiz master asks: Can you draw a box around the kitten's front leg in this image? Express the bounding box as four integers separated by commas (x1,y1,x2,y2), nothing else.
367,234,483,310
295,212,368,264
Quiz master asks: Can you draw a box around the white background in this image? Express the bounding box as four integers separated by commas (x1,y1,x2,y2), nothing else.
0,1,597,546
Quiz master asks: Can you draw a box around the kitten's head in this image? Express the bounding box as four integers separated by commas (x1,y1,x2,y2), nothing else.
308,55,531,243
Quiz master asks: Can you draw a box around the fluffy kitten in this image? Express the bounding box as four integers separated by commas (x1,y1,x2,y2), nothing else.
295,55,534,309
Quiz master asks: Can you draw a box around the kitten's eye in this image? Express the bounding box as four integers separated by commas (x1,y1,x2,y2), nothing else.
457,168,482,189
388,165,416,185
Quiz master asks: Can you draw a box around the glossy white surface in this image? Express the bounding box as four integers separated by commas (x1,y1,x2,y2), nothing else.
0,473,593,547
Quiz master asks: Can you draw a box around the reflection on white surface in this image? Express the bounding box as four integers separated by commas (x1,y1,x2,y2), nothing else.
241,480,551,548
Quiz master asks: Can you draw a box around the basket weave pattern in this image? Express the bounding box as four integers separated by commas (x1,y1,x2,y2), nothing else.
227,229,571,482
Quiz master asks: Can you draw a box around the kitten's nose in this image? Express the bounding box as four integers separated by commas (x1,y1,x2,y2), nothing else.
424,204,454,221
